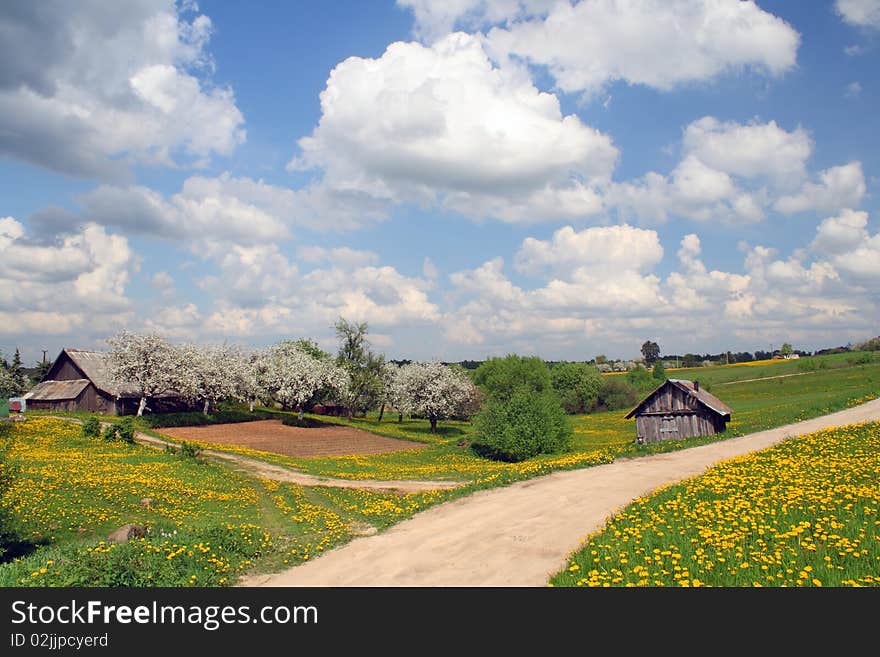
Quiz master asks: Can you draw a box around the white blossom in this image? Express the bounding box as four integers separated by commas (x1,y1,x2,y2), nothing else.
174,343,244,414
394,361,479,432
256,341,349,417
106,330,178,416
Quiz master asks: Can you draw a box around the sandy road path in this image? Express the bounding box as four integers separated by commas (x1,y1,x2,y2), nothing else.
133,432,462,493
245,398,880,587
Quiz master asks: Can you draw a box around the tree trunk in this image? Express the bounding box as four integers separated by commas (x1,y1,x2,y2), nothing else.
377,403,385,422
137,397,147,417
203,399,210,416
298,408,305,420
398,413,403,423
249,399,255,412
429,415,437,434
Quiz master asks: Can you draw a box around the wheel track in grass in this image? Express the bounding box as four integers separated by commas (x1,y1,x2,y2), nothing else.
45,416,463,493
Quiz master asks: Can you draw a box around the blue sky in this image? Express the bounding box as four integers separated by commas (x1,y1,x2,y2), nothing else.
1,0,878,365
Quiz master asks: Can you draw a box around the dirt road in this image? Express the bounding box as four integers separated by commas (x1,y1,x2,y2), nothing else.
244,398,880,587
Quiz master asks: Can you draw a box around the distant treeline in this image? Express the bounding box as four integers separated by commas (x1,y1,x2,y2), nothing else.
386,335,880,371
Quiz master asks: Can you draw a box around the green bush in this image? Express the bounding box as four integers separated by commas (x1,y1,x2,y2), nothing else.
141,408,274,428
281,415,327,428
652,360,667,381
473,355,551,402
472,390,572,462
81,416,101,438
550,362,602,414
597,378,639,411
101,425,118,442
846,352,875,365
625,366,655,391
178,441,202,459
117,417,136,444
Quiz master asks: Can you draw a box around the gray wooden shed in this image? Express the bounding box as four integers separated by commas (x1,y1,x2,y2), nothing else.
24,348,190,415
625,379,732,444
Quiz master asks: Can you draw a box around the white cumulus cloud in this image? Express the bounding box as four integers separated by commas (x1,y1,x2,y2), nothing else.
0,1,244,179
291,32,618,223
484,0,800,95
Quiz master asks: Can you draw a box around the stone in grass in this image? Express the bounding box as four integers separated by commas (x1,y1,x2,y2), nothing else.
139,497,153,508
348,521,378,537
107,524,148,543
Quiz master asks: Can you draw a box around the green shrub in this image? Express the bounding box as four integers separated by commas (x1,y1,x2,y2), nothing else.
178,441,202,459
101,425,118,442
141,408,274,429
117,417,136,444
625,366,655,391
473,355,551,402
598,379,639,411
846,352,875,365
281,415,327,428
81,416,101,438
550,362,602,414
472,390,572,462
652,360,667,381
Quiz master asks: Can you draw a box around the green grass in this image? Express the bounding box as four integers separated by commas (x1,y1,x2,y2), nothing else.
0,418,462,586
0,399,7,418
550,421,880,587
6,351,878,586
180,355,879,484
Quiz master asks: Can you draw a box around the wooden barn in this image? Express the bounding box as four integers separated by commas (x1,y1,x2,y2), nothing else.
24,348,189,415
625,379,732,444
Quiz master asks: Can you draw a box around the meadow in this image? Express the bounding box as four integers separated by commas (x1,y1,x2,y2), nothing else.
170,353,880,483
4,351,879,586
0,418,449,586
550,421,880,587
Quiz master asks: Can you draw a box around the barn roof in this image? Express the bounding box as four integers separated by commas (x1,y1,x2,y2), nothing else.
624,379,732,419
60,349,145,397
25,379,90,401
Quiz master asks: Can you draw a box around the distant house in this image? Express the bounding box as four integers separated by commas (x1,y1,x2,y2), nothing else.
24,349,189,415
625,379,732,444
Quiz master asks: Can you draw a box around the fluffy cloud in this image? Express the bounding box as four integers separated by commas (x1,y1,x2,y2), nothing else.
72,172,397,239
295,246,380,269
176,243,440,339
292,32,617,223
836,0,880,29
811,209,880,281
444,220,878,355
608,117,863,224
773,162,866,215
682,117,811,185
0,1,244,179
0,217,135,337
515,224,662,277
397,0,554,42
484,0,799,95
78,178,289,243
609,154,763,224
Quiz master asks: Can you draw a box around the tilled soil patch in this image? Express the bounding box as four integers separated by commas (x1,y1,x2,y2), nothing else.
159,419,424,458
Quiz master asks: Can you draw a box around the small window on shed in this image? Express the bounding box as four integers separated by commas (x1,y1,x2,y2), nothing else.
659,416,678,436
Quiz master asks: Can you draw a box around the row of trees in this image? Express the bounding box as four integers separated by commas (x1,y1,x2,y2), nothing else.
106,323,480,434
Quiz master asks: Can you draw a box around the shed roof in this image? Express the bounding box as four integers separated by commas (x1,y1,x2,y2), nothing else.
25,379,90,401
624,379,732,419
41,349,181,398
63,349,124,395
